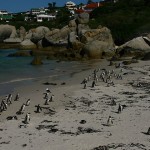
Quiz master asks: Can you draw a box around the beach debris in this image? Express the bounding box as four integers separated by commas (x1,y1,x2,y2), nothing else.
80,120,86,124
92,145,109,150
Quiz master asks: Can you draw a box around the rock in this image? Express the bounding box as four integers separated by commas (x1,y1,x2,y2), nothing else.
19,26,26,40
31,56,43,65
68,32,84,50
4,38,22,43
68,19,77,28
30,26,50,44
20,39,37,49
82,40,114,59
76,12,89,24
142,52,150,60
80,27,114,46
117,36,150,58
42,26,70,47
0,24,16,42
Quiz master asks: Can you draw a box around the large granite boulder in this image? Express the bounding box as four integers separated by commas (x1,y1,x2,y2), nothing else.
20,39,37,49
82,40,113,59
4,38,22,43
42,26,71,47
117,36,150,58
76,12,89,24
80,27,114,45
0,24,16,42
18,26,26,40
30,26,50,44
68,31,84,51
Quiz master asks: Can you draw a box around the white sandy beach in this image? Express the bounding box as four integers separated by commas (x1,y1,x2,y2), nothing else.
0,59,150,150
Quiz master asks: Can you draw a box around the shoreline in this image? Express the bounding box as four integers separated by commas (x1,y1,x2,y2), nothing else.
0,59,150,150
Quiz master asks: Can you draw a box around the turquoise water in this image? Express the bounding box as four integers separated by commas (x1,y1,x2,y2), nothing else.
0,49,92,95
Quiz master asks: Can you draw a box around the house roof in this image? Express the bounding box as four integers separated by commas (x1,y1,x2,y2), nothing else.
85,2,103,9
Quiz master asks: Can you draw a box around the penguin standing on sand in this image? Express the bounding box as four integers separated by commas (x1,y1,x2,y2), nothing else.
44,98,49,105
14,93,19,101
6,94,12,105
92,80,96,88
23,113,30,124
26,99,30,106
107,116,113,126
118,103,123,113
19,103,26,114
35,104,42,113
49,95,54,102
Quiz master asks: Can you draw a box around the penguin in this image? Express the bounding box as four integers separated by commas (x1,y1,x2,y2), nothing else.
49,95,54,102
92,80,96,88
19,103,26,114
6,94,12,105
23,113,30,124
35,104,42,113
118,103,123,113
14,93,19,101
26,99,30,106
46,88,51,93
44,98,49,105
107,116,113,126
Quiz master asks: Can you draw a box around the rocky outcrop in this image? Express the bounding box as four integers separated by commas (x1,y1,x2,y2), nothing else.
31,56,43,65
117,36,150,58
76,12,89,24
4,38,22,43
30,26,50,44
20,39,37,49
0,24,16,42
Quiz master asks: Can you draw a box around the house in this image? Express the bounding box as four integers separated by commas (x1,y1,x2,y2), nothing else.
30,8,46,15
0,10,13,21
75,2,102,14
65,1,77,16
37,14,56,22
65,1,76,10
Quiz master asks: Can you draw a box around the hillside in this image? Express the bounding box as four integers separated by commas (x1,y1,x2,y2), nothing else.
89,0,150,45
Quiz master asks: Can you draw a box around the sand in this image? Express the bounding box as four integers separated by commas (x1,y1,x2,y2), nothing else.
0,59,150,150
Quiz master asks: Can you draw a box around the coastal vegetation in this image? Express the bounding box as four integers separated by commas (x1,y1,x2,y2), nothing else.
89,0,150,45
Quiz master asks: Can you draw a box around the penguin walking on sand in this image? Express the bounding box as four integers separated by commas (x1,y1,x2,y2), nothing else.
44,98,50,105
26,99,30,106
84,83,87,89
107,116,113,126
44,92,49,99
49,95,54,102
14,93,19,101
92,80,96,88
1,100,7,111
35,104,42,113
46,88,51,93
19,103,26,114
6,94,12,105
118,103,123,113
23,113,30,124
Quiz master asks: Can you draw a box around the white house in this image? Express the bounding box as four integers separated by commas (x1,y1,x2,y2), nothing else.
37,14,56,22
65,1,77,10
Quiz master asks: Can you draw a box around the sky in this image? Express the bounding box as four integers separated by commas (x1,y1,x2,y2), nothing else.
0,0,100,13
